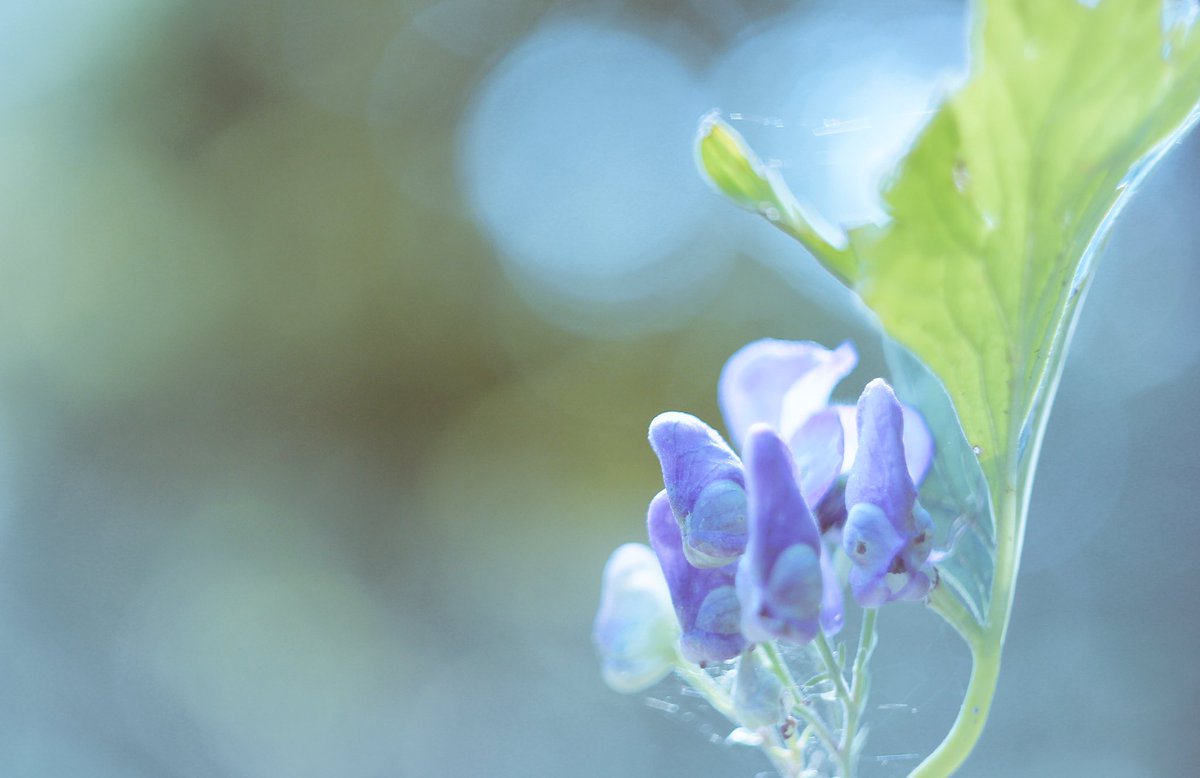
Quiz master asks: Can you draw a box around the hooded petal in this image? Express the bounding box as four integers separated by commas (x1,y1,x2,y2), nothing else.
649,412,746,567
718,339,857,446
737,425,824,645
835,402,934,486
844,380,915,530
647,491,746,666
842,381,937,608
592,543,679,693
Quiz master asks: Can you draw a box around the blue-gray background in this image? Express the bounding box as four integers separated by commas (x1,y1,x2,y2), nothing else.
0,0,1197,776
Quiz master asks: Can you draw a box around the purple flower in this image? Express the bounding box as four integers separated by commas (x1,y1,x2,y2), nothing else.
841,380,936,607
649,412,747,568
592,542,680,693
737,425,840,644
647,490,747,666
720,339,858,449
719,339,935,531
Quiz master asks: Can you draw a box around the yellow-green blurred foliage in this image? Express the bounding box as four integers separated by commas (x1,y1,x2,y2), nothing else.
1,1,1199,776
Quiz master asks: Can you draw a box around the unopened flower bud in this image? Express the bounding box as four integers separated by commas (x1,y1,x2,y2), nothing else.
592,542,679,693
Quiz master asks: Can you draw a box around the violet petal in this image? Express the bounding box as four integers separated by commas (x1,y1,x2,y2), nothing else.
649,412,747,567
842,502,904,580
844,380,915,530
718,339,857,446
647,491,746,665
737,425,824,645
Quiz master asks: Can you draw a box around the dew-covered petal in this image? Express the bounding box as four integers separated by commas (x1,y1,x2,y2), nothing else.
733,648,792,729
592,542,679,693
718,339,857,446
737,425,824,645
845,380,916,530
649,412,746,567
647,491,746,665
789,407,845,508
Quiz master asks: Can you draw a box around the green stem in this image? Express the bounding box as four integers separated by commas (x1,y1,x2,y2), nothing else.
928,582,984,650
813,633,858,777
762,642,850,778
789,701,849,778
796,724,814,753
840,608,879,758
792,701,849,778
909,484,1021,777
813,631,852,715
762,737,803,778
676,661,738,722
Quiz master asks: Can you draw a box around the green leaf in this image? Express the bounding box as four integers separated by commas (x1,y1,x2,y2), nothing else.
700,1,1200,619
695,111,853,279
849,1,1200,492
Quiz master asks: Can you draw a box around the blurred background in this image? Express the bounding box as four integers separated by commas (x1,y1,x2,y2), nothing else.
1,0,1198,776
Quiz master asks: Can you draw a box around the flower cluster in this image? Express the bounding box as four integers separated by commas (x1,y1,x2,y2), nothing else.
594,339,937,692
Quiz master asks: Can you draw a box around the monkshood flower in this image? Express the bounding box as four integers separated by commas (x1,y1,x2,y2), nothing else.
592,542,680,693
647,490,748,666
842,379,936,607
648,412,747,568
737,425,833,645
648,340,873,568
719,339,934,533
720,340,854,510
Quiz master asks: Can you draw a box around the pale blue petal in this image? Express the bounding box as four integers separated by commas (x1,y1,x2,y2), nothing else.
718,339,857,446
819,543,844,636
901,405,935,485
592,542,679,693
788,406,845,508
